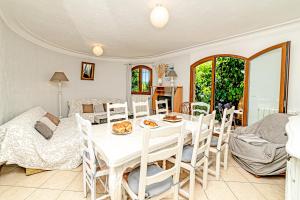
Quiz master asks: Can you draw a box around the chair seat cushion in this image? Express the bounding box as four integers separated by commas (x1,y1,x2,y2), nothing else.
127,164,173,198
210,136,225,147
181,145,204,163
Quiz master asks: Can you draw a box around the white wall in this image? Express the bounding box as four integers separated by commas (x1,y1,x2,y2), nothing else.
0,19,126,124
154,22,300,113
1,17,300,124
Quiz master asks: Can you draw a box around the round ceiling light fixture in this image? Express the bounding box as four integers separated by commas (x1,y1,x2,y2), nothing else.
150,4,169,28
92,45,103,56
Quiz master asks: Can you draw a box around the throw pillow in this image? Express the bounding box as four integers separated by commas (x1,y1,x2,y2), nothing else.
39,116,57,132
82,104,94,113
35,121,53,139
45,112,60,126
94,104,104,113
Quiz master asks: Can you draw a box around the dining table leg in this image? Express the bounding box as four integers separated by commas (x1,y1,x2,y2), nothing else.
108,167,123,200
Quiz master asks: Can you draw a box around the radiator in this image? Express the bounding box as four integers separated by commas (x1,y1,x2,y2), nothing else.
257,107,279,121
131,95,151,112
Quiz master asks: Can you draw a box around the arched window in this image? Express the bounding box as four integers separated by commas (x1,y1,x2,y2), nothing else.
131,65,152,95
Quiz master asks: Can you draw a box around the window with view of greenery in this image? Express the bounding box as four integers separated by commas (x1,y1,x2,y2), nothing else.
131,65,152,95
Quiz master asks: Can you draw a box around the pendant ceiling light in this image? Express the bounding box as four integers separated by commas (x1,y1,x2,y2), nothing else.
92,45,103,56
150,4,169,28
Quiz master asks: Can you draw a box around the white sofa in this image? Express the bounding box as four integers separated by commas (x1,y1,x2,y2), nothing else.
0,107,82,170
68,98,124,123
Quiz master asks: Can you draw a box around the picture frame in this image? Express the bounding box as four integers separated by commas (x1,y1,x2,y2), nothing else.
164,64,174,81
81,62,95,80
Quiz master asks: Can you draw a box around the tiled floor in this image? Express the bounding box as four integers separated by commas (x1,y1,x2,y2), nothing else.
0,154,285,200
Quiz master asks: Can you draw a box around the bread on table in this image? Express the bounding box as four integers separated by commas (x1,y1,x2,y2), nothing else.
112,121,132,134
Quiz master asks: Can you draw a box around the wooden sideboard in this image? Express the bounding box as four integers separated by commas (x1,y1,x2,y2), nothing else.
151,86,183,113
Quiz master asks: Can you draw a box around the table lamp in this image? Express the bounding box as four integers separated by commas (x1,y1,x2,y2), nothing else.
167,70,177,87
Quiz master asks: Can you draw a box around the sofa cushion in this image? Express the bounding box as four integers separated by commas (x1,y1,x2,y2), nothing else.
39,117,57,132
35,121,53,139
45,112,60,126
94,104,104,113
82,104,94,113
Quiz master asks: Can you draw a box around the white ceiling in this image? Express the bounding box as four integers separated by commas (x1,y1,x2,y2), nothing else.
1,0,300,59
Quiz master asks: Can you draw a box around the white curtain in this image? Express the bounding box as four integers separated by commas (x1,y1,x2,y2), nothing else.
126,64,133,112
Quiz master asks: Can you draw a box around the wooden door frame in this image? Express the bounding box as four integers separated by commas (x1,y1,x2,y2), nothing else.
189,54,247,113
242,41,291,125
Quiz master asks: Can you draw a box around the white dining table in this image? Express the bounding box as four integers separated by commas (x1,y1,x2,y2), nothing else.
91,113,200,200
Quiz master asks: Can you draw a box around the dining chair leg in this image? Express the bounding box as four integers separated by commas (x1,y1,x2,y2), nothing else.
216,152,221,180
122,188,127,200
173,183,179,200
203,159,208,190
91,179,96,200
224,144,229,170
163,160,166,169
83,166,87,198
189,170,196,200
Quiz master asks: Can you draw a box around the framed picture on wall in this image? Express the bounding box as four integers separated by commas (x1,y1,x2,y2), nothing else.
81,62,95,80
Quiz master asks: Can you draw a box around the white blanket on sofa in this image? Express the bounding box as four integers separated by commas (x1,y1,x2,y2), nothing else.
0,107,82,170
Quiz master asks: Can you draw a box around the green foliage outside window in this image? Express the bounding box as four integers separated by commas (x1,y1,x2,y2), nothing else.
195,57,245,118
195,61,212,104
131,69,139,92
215,57,245,109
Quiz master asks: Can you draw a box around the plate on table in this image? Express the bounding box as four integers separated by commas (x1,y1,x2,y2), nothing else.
163,115,183,123
140,119,160,129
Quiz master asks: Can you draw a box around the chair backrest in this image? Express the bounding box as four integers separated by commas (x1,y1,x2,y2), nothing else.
218,106,235,146
191,111,216,166
132,100,150,119
155,99,169,114
106,102,129,124
137,124,185,198
180,102,191,115
75,113,97,174
191,102,210,116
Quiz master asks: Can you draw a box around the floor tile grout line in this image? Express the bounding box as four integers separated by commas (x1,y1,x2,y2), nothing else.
250,182,270,200
222,180,239,200
0,184,37,200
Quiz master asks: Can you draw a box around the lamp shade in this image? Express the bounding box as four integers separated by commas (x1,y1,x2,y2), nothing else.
50,72,69,82
167,70,177,78
150,5,169,28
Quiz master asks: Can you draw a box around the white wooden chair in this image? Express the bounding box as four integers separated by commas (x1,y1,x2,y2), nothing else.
75,113,109,200
122,124,185,200
155,99,169,114
132,100,150,119
106,102,129,124
209,106,235,180
168,111,216,199
191,102,210,116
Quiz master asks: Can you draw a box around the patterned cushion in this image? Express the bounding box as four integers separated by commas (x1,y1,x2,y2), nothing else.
128,164,173,198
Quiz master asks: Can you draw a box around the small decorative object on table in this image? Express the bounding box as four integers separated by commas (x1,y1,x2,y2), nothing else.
112,121,132,135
